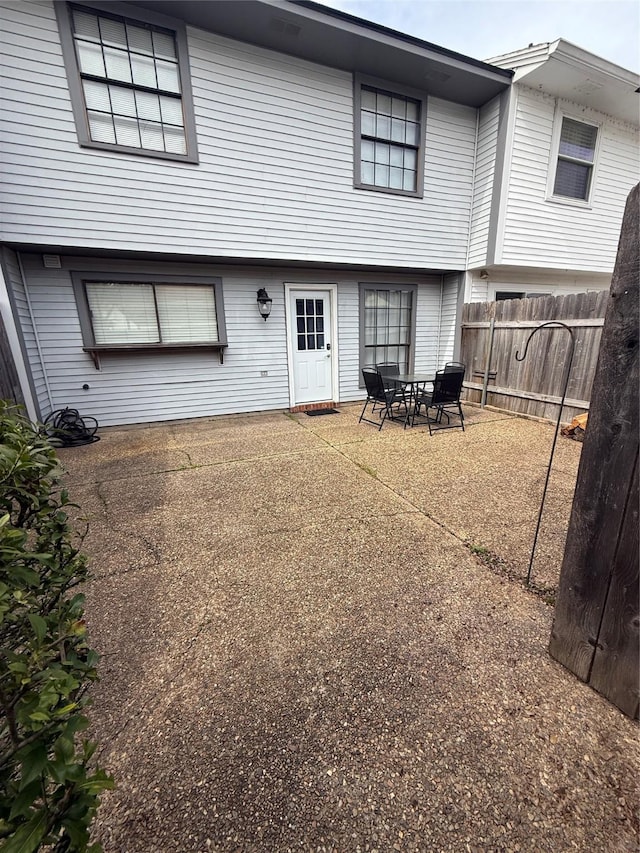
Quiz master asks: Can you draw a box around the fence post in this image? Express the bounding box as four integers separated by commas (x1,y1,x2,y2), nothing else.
548,182,639,718
480,317,495,408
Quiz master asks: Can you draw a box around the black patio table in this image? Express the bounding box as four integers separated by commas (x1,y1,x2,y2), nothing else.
386,372,435,428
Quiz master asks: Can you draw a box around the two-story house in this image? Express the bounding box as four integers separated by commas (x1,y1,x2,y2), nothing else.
1,2,637,427
0,0,515,425
466,39,639,302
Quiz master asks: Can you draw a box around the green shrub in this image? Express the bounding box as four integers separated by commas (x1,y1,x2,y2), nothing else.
0,402,111,851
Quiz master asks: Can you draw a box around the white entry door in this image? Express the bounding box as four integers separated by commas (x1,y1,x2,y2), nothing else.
289,289,333,405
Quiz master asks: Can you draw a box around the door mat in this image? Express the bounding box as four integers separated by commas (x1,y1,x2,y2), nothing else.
305,408,339,417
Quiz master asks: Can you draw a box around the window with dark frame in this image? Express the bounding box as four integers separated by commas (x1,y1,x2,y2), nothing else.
355,76,426,197
55,2,198,161
71,275,227,353
362,287,414,373
85,282,219,345
553,117,598,201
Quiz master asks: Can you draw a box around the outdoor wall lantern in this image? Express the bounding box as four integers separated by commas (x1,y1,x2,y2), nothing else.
256,288,272,321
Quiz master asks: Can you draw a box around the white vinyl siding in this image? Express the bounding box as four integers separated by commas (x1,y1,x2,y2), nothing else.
0,1,477,270
17,254,449,426
467,268,611,303
468,95,500,267
438,273,460,365
500,85,639,271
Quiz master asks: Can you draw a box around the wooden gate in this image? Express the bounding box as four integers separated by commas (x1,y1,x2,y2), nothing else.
549,184,639,719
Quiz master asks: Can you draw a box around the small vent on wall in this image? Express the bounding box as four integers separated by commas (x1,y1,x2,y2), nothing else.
42,254,62,268
269,17,301,37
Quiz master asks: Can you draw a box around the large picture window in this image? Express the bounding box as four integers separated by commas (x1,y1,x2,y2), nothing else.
550,116,598,202
360,285,416,375
55,2,198,162
354,75,427,198
86,282,219,345
72,273,227,361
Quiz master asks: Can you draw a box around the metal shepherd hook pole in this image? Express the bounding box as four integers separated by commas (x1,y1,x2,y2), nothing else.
515,321,576,585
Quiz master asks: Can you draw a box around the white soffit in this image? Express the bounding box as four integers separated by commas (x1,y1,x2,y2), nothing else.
487,41,640,126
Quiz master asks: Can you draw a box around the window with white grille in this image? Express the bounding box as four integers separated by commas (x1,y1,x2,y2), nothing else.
551,116,598,202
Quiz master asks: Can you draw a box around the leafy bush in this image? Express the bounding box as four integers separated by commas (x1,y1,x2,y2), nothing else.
0,402,111,851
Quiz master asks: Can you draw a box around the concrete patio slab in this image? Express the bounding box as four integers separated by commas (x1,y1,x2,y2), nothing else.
56,404,637,853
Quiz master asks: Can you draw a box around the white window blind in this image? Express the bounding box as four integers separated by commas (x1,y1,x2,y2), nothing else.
155,285,218,342
553,117,597,200
85,282,219,345
87,283,159,344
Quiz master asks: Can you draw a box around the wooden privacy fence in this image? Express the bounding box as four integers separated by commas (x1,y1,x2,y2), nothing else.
460,291,608,423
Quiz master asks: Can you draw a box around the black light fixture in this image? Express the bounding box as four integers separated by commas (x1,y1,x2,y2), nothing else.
256,288,272,321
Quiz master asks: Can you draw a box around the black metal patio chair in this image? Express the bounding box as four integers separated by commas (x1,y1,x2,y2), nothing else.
376,361,408,406
412,367,465,434
444,361,466,372
359,368,407,430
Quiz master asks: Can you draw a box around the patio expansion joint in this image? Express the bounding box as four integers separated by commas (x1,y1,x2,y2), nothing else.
312,429,557,605
65,445,336,488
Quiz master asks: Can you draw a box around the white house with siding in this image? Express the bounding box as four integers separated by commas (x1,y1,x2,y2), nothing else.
0,2,636,427
466,39,639,302
0,0,513,425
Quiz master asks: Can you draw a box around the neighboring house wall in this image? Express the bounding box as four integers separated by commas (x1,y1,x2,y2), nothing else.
15,253,449,426
467,267,612,303
499,85,639,271
468,95,501,268
0,248,46,419
0,1,477,270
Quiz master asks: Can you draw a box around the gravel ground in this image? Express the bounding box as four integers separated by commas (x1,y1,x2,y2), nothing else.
58,404,639,853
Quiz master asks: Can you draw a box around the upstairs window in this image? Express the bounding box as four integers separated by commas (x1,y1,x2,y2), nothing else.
354,75,427,198
551,117,598,202
56,3,198,162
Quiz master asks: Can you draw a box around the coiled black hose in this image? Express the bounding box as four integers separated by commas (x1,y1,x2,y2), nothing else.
43,407,100,447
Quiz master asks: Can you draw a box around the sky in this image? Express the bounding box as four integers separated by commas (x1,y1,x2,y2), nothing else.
312,0,640,73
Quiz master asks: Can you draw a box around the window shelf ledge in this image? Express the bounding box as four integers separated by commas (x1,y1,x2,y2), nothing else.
83,343,228,369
